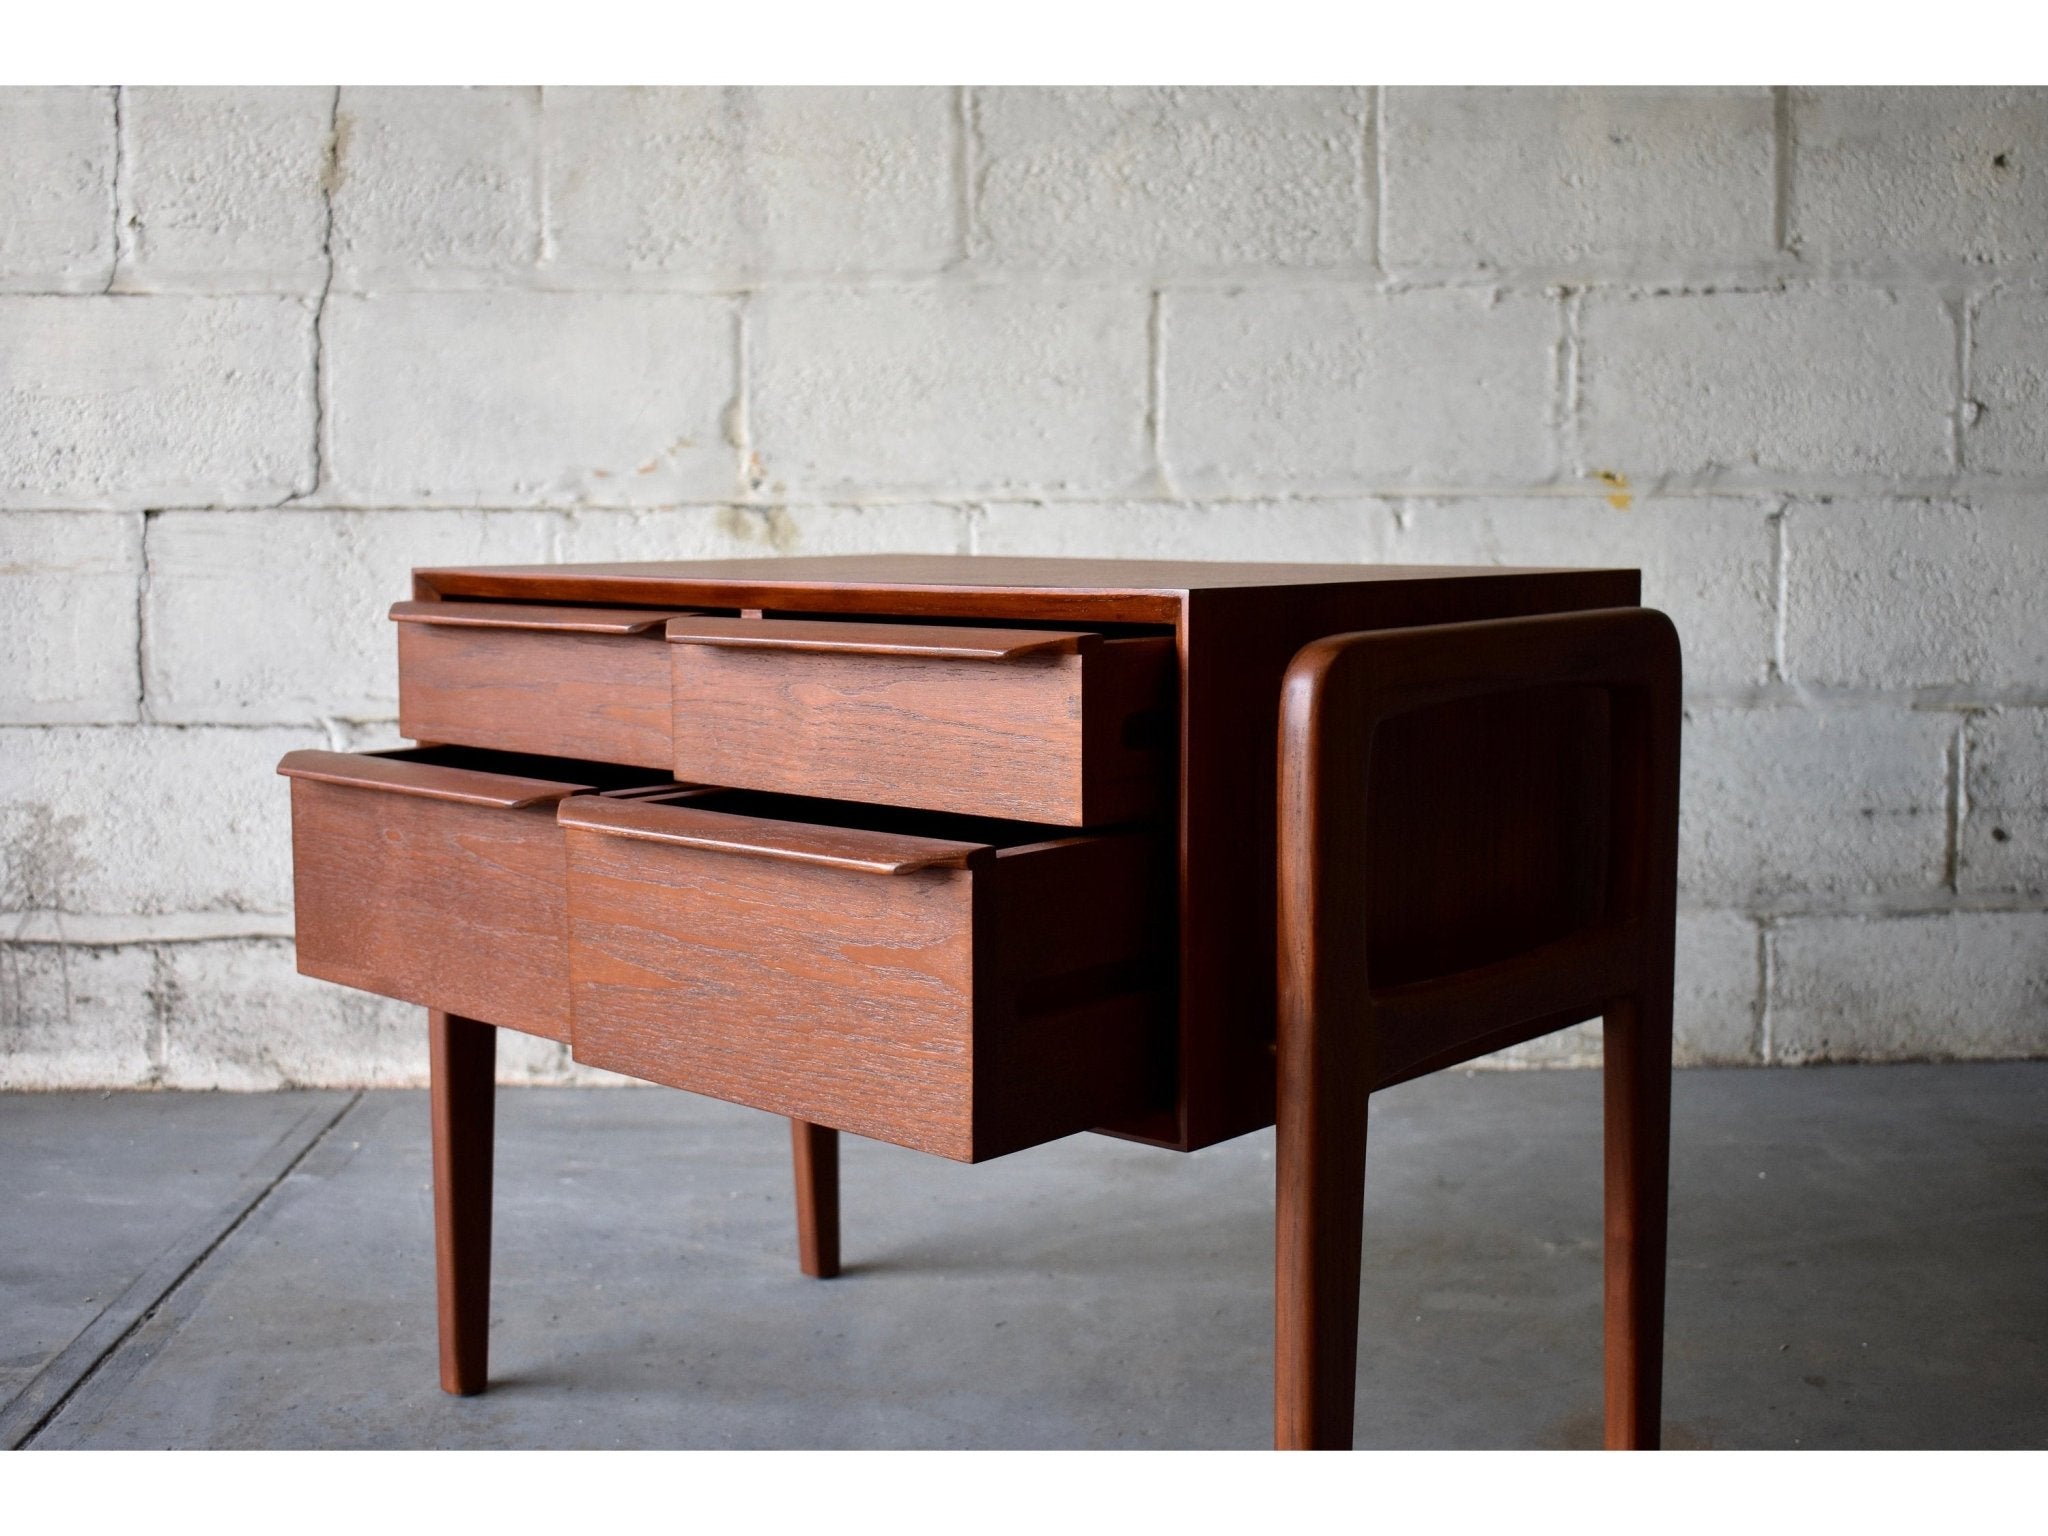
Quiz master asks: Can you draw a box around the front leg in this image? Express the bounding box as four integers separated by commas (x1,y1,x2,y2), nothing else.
430,1010,496,1395
789,1119,841,1279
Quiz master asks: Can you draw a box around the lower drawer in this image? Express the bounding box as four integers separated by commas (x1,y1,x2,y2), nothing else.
279,747,678,1041
560,792,1170,1162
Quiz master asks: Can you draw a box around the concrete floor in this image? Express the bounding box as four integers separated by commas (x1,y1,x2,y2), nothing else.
2,1063,2043,1449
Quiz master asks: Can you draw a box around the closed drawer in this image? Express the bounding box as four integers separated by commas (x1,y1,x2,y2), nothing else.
666,617,1175,826
394,601,700,769
278,747,679,1041
561,792,1170,1161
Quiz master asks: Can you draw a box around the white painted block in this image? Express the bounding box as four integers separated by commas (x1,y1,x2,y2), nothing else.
1787,87,2048,269
0,942,154,1088
323,291,737,505
973,86,1371,270
159,939,424,1089
330,86,539,284
1968,291,2048,475
556,504,968,563
1784,500,2048,692
1772,912,2048,1061
0,725,319,917
0,512,142,723
1392,497,1776,693
750,285,1149,496
1578,289,1953,482
1962,709,2048,896
121,87,333,291
0,87,113,291
0,295,312,508
974,500,1393,562
1383,87,1775,276
145,509,559,724
545,87,954,275
1679,707,1952,905
1164,286,1557,493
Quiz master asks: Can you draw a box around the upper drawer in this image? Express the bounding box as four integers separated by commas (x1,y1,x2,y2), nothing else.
393,601,696,769
666,617,1176,826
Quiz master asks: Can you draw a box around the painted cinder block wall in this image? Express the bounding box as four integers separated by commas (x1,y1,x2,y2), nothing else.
2,86,2045,1089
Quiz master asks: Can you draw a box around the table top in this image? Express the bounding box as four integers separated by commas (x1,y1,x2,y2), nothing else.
414,554,1634,623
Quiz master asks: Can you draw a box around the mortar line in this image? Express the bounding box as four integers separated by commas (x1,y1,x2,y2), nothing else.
533,86,552,268
1757,919,1777,1064
1944,716,1969,894
953,85,975,266
104,85,127,291
1369,85,1385,276
1953,291,1974,473
1771,86,1792,255
283,88,342,507
1146,288,1169,495
4,1091,364,1448
1555,288,1583,482
731,290,755,498
135,507,155,722
1769,501,1791,683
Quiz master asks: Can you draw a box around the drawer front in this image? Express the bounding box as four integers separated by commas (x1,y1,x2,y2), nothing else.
394,601,693,769
561,794,1167,1161
279,748,675,1042
666,618,1174,826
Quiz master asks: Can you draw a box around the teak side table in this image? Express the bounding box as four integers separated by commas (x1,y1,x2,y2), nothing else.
275,554,1674,1449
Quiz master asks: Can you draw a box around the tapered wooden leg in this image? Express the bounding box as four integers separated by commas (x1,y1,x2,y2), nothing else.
1275,1012,1371,1450
430,1009,495,1396
1603,992,1672,1449
790,1119,841,1279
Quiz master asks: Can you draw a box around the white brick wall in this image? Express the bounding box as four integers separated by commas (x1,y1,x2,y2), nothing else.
2,86,2043,1087
0,88,114,292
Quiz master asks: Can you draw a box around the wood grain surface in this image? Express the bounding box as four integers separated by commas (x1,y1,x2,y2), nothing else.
288,768,584,1042
397,623,676,769
1273,608,1681,1450
669,632,1173,825
563,798,1164,1161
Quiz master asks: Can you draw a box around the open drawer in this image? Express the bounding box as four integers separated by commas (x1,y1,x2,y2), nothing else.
279,747,682,1041
393,600,703,769
560,791,1171,1161
666,617,1175,826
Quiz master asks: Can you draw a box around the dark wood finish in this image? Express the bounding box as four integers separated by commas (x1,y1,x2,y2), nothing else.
1274,608,1681,1450
430,1009,495,1397
412,557,1639,1152
395,602,694,770
391,600,684,634
278,747,603,809
281,749,635,1043
561,794,1167,1162
559,793,988,874
790,1120,842,1280
665,615,1098,660
668,620,1173,826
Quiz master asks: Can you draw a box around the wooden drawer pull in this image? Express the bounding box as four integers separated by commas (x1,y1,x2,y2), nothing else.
664,616,1091,660
277,749,596,809
557,796,988,875
391,600,689,635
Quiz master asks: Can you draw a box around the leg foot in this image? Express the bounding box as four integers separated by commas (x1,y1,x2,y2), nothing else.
1275,1020,1370,1450
1603,993,1672,1449
790,1119,841,1279
430,1010,495,1396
